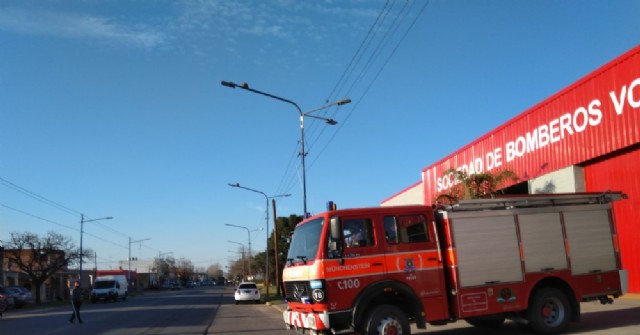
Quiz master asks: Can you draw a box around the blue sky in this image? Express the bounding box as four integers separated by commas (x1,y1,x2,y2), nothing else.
1,0,638,272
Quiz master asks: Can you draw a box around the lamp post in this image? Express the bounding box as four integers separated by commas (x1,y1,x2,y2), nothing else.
228,182,290,297
80,214,113,284
225,224,263,280
128,237,150,286
228,241,246,280
221,80,351,217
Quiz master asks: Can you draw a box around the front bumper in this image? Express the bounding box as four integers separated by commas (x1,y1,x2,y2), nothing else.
283,309,330,333
91,292,116,300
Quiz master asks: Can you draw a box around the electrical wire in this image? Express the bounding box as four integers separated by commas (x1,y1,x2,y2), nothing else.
308,0,431,169
0,176,140,249
0,176,80,216
0,202,128,250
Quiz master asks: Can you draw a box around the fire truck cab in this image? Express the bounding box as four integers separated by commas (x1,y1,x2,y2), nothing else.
282,192,627,335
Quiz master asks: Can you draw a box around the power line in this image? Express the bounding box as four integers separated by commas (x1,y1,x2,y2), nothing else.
0,202,78,232
0,176,80,216
309,0,431,169
0,175,131,239
278,1,401,198
0,202,128,250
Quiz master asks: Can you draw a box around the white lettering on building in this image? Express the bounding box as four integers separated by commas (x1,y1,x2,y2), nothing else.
434,76,640,193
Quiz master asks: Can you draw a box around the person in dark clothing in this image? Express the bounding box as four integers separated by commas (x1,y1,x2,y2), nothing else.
69,281,83,324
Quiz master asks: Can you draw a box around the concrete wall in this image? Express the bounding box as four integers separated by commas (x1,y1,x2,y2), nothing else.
381,182,424,206
529,166,585,194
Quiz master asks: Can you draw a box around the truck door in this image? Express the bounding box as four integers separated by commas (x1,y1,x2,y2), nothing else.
330,216,386,307
382,213,449,320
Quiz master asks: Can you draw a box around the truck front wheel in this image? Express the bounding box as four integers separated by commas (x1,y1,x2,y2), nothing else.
527,288,571,334
364,304,410,335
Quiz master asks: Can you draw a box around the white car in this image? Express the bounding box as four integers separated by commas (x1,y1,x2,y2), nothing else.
234,282,261,304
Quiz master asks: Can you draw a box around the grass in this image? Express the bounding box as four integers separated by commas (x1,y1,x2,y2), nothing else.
257,284,286,305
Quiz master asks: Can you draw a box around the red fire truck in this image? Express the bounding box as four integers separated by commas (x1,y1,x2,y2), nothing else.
282,192,628,335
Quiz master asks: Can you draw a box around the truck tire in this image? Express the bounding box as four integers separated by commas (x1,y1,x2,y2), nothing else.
527,287,571,334
364,304,411,335
465,314,506,328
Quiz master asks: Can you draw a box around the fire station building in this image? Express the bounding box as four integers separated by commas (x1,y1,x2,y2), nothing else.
381,45,640,293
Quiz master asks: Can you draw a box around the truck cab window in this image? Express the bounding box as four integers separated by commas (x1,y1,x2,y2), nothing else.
383,216,399,244
343,218,374,248
397,215,429,243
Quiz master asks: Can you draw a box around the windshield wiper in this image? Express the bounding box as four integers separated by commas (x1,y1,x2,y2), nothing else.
296,256,307,265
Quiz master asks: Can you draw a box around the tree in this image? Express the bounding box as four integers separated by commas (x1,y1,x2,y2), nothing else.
153,255,176,285
206,263,223,279
227,256,248,283
175,258,194,285
268,214,303,295
436,169,519,203
4,231,81,304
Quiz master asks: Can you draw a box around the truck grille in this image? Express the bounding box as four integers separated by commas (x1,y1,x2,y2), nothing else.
284,281,312,303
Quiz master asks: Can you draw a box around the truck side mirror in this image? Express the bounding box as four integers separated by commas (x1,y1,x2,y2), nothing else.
330,216,342,241
329,216,344,264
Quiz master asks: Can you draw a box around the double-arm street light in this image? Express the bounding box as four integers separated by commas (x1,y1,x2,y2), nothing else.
225,224,263,279
129,237,150,285
228,182,289,296
228,240,246,280
221,80,351,217
79,214,113,283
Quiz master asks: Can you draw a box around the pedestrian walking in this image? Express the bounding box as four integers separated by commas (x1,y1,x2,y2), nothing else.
69,280,83,324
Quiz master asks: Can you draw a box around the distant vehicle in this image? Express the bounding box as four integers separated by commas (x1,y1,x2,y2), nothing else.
11,287,33,304
5,287,28,308
91,275,128,303
0,287,15,311
234,282,261,304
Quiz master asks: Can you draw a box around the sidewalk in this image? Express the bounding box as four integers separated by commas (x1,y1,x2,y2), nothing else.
266,301,286,313
622,293,640,300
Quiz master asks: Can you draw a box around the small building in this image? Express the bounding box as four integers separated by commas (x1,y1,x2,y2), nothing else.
1,248,68,302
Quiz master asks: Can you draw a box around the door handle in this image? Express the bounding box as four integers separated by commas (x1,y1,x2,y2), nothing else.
372,262,383,266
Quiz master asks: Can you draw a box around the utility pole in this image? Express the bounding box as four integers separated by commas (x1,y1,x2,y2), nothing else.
272,199,281,296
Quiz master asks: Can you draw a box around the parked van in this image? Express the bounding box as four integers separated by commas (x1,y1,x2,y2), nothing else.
91,275,128,303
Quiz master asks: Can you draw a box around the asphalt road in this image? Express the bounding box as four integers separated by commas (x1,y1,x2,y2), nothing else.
408,298,640,335
1,286,638,335
0,286,285,335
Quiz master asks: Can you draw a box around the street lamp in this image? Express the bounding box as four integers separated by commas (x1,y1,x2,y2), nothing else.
80,214,113,284
221,80,351,217
128,237,150,286
228,241,246,280
225,224,263,280
228,182,289,297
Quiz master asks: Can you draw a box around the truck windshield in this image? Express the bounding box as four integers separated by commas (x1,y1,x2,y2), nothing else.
286,217,324,265
94,281,115,289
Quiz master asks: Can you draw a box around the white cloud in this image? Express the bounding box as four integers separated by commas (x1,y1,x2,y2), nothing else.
0,7,165,49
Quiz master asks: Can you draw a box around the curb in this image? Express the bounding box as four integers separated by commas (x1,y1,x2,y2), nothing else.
622,293,640,300
267,301,287,313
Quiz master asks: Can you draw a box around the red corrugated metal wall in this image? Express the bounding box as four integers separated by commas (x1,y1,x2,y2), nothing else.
422,45,640,204
584,145,640,293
